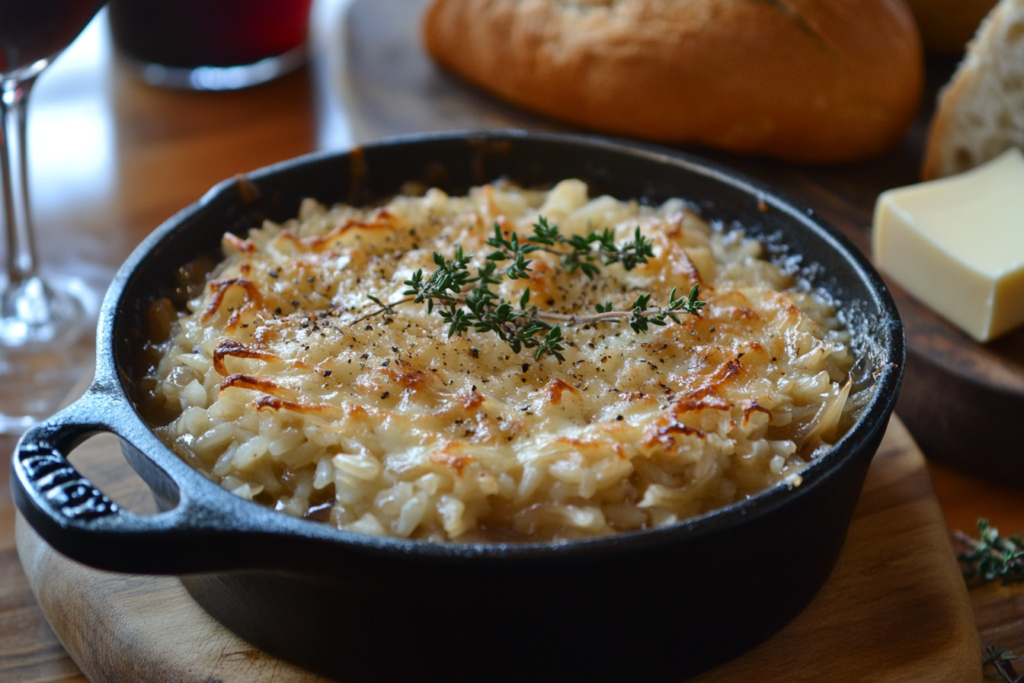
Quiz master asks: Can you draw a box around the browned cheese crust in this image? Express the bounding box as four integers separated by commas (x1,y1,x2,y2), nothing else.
148,181,866,543
423,0,924,163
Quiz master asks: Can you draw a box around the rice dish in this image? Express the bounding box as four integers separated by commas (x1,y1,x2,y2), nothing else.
143,179,866,542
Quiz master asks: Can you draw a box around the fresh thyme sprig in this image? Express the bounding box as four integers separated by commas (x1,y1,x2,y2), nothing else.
954,519,1024,585
985,645,1024,683
357,216,705,362
622,285,706,333
522,216,655,276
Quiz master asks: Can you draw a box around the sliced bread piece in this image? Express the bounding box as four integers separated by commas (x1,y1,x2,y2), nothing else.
922,0,1024,179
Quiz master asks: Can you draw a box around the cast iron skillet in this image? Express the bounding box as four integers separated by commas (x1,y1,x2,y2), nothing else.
12,130,903,683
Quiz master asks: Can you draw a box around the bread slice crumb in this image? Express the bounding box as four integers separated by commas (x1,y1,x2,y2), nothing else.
922,0,1024,179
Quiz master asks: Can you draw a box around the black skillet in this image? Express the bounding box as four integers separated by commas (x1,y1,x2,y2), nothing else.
11,130,904,683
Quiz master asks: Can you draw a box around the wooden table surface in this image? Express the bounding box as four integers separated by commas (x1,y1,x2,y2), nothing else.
3,3,1024,680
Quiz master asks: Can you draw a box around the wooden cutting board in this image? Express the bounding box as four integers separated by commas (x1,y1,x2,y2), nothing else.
15,416,982,682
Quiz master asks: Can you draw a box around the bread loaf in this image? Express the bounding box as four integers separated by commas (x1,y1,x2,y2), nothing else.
423,0,924,163
921,0,1024,179
905,0,998,54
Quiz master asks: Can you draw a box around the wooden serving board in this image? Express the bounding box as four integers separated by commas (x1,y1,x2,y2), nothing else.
340,0,1024,487
16,417,981,682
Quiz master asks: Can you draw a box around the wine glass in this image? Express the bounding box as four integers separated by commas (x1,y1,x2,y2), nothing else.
0,0,107,432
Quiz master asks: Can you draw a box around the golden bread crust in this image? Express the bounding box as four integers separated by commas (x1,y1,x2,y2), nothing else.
423,0,924,163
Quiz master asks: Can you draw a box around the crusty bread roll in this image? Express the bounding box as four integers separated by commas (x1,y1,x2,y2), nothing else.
905,0,998,54
423,0,924,163
921,0,1024,179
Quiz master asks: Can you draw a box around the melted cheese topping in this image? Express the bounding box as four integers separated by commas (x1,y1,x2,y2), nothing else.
148,180,860,542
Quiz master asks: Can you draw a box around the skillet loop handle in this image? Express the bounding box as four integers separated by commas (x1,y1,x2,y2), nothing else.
11,394,202,574
13,390,272,575
16,417,120,523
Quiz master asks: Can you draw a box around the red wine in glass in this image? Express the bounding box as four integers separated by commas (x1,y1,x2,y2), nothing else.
0,0,107,433
108,0,312,90
0,0,105,74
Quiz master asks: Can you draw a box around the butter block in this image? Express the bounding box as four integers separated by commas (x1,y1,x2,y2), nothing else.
873,148,1024,342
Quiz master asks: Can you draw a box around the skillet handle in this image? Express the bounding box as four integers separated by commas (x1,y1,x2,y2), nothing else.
11,389,239,574
14,413,120,522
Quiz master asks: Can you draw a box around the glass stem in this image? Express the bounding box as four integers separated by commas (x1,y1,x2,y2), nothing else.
0,75,39,287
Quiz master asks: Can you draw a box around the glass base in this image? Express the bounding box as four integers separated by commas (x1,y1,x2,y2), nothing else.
0,333,94,433
119,44,307,91
0,274,99,434
0,274,94,347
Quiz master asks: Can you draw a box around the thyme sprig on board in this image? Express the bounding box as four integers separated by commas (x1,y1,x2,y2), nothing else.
955,519,1024,586
984,645,1024,683
954,524,1024,682
357,217,705,362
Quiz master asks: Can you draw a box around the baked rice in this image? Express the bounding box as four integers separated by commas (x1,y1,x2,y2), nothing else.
142,179,866,542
